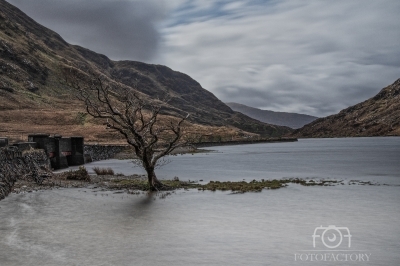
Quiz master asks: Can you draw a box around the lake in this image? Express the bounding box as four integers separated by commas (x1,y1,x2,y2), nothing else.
0,137,399,265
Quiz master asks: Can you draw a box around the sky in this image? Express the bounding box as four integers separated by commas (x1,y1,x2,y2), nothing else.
7,0,400,117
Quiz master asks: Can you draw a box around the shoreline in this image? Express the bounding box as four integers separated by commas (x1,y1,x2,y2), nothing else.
99,138,297,160
10,170,391,197
193,137,298,148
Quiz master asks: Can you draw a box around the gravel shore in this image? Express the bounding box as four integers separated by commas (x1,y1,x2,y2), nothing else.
11,173,147,195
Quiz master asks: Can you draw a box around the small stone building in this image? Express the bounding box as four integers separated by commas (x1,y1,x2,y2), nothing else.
28,134,85,170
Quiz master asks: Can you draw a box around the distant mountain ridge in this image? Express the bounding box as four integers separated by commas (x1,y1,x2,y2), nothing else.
226,102,318,129
291,79,400,137
0,0,291,140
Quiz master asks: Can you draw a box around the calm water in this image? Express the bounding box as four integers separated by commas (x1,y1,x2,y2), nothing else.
1,137,399,266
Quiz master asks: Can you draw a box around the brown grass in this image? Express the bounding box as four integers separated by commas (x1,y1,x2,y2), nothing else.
62,166,91,182
93,167,114,175
0,106,256,144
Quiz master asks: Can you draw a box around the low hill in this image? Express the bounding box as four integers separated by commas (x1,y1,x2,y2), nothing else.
226,102,318,129
0,0,291,142
291,79,400,137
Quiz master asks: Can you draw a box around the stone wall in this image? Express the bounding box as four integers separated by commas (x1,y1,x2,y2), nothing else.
0,147,51,201
84,145,128,162
194,137,298,148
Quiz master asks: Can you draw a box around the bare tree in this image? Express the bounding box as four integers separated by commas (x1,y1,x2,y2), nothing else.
64,69,190,191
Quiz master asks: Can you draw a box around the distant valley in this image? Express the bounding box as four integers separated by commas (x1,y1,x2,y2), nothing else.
226,102,318,129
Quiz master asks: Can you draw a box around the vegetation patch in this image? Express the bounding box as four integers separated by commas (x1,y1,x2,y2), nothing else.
108,178,305,193
75,112,88,125
109,179,195,191
62,166,91,182
109,179,151,190
11,171,391,197
93,167,114,175
198,179,289,192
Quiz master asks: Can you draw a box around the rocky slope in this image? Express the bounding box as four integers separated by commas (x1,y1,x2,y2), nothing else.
0,0,291,141
226,102,318,129
291,79,400,137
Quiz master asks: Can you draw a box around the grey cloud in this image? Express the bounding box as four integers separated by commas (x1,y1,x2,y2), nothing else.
217,70,397,117
160,0,400,117
8,0,166,61
214,57,399,117
361,53,400,68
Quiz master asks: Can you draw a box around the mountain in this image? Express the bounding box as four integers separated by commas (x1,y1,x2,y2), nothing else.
0,0,291,142
291,79,400,137
226,102,318,129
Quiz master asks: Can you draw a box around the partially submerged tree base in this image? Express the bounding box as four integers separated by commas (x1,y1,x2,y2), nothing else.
148,175,172,191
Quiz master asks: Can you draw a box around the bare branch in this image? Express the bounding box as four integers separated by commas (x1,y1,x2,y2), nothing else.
63,69,191,191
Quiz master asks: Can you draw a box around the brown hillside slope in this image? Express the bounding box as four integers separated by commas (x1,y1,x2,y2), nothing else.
291,79,400,138
0,0,291,142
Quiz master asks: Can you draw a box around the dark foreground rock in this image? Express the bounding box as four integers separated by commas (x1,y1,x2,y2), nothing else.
0,147,52,200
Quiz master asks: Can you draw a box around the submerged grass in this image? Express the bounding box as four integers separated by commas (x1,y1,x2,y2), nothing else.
108,177,339,193
93,167,115,175
199,179,288,192
14,165,381,195
62,166,91,182
52,168,354,193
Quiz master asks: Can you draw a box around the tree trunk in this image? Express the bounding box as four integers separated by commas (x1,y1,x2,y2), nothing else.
146,167,163,191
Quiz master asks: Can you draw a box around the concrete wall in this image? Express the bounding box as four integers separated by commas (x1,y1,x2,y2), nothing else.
69,137,85,166
54,137,70,169
0,138,8,147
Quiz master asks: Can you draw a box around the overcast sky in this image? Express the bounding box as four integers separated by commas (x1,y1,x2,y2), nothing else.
7,0,400,117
